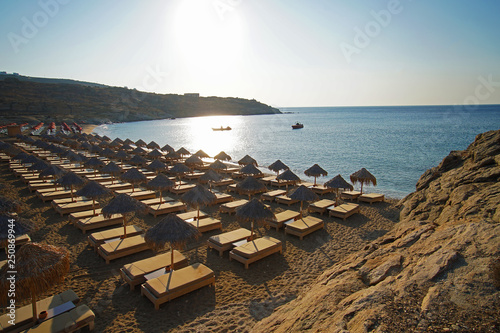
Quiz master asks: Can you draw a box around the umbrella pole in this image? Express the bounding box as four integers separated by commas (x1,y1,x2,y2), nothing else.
53,176,58,191
360,183,364,194
31,292,37,322
171,244,175,271
70,185,74,202
335,189,339,206
159,191,163,204
122,214,127,238
300,201,304,218
197,206,200,228
92,198,96,215
251,221,254,240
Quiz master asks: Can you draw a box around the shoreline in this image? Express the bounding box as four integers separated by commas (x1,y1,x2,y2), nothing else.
81,124,98,134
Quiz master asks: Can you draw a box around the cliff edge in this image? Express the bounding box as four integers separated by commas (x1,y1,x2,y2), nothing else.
252,130,500,332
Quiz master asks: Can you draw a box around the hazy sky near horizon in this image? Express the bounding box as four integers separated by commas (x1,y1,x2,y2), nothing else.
1,0,500,107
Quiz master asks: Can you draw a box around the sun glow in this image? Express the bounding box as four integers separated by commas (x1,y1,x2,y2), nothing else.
170,0,246,86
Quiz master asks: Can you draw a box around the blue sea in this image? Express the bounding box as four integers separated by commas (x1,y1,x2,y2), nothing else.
93,105,500,199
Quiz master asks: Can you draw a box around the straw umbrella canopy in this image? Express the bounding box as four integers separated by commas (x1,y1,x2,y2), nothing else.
101,161,122,184
101,147,116,158
12,152,29,162
145,214,200,271
28,160,49,176
240,163,262,177
102,135,111,142
268,160,289,176
123,138,134,145
214,151,231,161
133,146,147,155
121,143,134,151
55,172,85,201
199,169,222,188
129,154,148,167
164,150,181,163
84,157,105,176
147,141,160,149
115,150,129,166
236,176,267,200
184,155,204,170
135,139,147,147
235,198,275,240
325,174,354,206
102,193,148,238
0,243,69,322
146,159,167,174
209,159,227,173
0,196,21,214
276,169,301,191
39,165,66,191
350,168,377,194
181,184,217,225
120,168,147,192
0,214,37,247
169,163,191,187
21,154,40,166
75,181,110,215
289,185,318,216
238,154,257,166
90,144,103,155
161,144,175,153
194,149,210,159
176,147,190,157
145,174,175,203
304,164,328,186
147,149,163,160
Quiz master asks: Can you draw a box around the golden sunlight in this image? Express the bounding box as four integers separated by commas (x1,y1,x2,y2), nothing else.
186,115,240,157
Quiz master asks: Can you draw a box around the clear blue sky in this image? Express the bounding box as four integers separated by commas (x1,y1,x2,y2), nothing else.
1,0,500,107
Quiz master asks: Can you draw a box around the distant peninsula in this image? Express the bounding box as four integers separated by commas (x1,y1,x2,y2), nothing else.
0,73,281,125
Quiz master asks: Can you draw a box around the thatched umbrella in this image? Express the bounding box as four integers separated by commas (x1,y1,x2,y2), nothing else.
144,214,200,271
146,174,175,203
289,185,318,216
214,151,231,161
304,164,328,186
0,243,69,322
276,169,301,191
238,154,257,166
115,150,129,166
0,196,21,214
129,154,148,167
90,144,103,155
135,139,147,147
102,161,122,184
147,149,163,160
84,157,105,176
176,147,190,157
55,172,85,201
21,154,40,166
170,163,191,187
28,160,49,176
184,155,204,170
101,147,116,159
268,160,289,176
236,176,267,200
102,135,111,142
350,168,377,194
181,184,217,225
133,147,147,155
120,168,147,192
209,159,227,173
194,149,210,159
75,181,110,215
199,169,222,188
146,159,167,174
102,193,148,238
121,143,134,151
112,137,124,145
240,164,262,177
235,198,275,240
325,174,354,206
39,165,66,191
147,141,160,150
161,144,175,153
12,152,29,162
164,150,181,163
0,214,37,247
123,138,134,145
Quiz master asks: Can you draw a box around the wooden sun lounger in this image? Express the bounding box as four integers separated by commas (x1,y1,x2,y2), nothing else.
275,195,299,206
1,234,30,253
34,187,66,194
229,236,283,269
328,203,360,220
52,199,99,216
120,251,188,290
69,208,102,223
261,189,286,202
207,228,252,256
340,190,362,200
75,214,124,234
269,179,296,188
51,197,85,205
23,304,95,333
141,263,215,309
28,181,60,192
226,183,238,193
177,210,208,221
88,225,144,250
148,201,187,217
308,185,334,195
169,184,196,195
97,234,151,264
113,188,156,200
188,217,222,233
308,199,335,215
183,172,204,180
104,181,134,191
284,216,324,240
266,210,300,231
37,190,77,202
211,178,234,187
211,192,233,205
219,199,248,214
260,175,276,185
140,196,175,206
358,193,385,204
0,290,80,333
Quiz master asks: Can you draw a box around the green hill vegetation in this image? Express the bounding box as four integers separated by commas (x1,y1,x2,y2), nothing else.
0,75,281,124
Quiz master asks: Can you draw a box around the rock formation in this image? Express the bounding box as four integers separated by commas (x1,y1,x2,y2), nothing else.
252,130,500,332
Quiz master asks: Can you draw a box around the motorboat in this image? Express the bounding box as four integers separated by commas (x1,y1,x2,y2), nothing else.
292,122,304,129
212,126,232,131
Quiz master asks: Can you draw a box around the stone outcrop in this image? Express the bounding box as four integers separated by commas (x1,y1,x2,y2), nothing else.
252,130,500,332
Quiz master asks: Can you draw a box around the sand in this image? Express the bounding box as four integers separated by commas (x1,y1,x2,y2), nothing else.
0,155,400,332
81,124,99,134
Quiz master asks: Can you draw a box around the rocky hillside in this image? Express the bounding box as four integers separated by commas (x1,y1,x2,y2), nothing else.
0,77,280,124
252,130,500,332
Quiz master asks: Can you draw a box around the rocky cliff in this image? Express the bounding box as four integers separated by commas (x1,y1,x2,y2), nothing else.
252,130,500,332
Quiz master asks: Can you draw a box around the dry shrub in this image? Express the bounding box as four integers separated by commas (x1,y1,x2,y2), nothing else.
492,258,500,289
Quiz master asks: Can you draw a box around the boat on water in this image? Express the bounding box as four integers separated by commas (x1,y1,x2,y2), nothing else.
292,122,304,129
212,126,232,131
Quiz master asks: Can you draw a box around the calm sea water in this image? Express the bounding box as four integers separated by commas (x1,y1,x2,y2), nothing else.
93,105,500,199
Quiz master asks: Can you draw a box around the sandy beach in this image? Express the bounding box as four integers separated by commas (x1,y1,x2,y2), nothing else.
0,144,400,332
